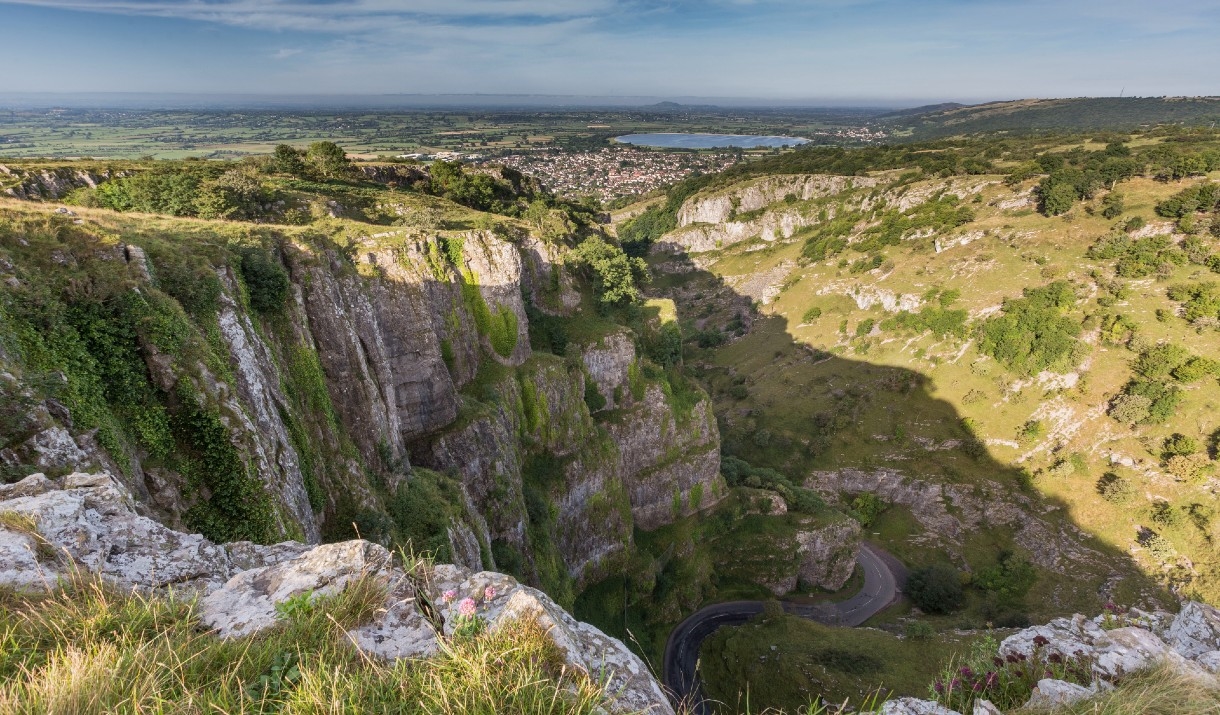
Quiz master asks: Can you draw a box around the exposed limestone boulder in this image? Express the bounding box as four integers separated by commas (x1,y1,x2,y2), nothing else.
878,697,961,715
999,615,1102,660
1091,626,1199,681
1167,601,1220,659
1024,679,1098,709
201,540,394,638
0,472,306,592
425,565,674,715
971,700,1002,715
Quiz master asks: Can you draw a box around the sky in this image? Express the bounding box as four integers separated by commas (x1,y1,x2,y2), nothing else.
0,0,1217,105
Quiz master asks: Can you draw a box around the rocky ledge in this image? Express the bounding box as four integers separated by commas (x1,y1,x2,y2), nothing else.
0,471,674,715
881,602,1220,715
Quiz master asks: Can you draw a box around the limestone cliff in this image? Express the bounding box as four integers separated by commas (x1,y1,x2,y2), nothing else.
0,202,723,603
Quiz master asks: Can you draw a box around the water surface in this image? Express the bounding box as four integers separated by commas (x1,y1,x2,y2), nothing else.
614,133,809,149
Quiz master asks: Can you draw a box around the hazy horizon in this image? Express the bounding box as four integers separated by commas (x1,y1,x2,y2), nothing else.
1,1,1217,101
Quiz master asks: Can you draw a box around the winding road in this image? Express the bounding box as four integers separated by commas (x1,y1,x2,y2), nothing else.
662,542,906,714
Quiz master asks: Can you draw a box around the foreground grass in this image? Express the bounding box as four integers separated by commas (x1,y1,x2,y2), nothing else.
1018,665,1220,715
698,613,984,713
0,574,616,715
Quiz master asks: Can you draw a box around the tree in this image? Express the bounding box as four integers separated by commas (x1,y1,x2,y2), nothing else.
271,144,308,177
568,236,646,308
1041,180,1079,216
305,141,351,179
1101,192,1125,219
906,564,964,614
195,169,269,220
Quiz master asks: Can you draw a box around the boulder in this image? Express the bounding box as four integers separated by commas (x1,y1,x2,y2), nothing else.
1024,679,1097,709
999,616,1101,660
0,472,304,592
1167,601,1220,660
878,697,961,715
201,540,394,638
971,700,1002,715
1091,626,1189,680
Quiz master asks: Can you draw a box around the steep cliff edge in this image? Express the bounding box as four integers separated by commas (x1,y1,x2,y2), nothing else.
0,471,674,714
0,199,723,607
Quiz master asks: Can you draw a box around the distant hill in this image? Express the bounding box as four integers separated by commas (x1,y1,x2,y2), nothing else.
888,97,1220,137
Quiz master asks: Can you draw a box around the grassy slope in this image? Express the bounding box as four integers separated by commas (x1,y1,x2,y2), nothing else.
698,612,990,712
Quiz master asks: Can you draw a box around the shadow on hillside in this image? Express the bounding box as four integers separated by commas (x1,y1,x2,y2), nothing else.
644,245,1168,621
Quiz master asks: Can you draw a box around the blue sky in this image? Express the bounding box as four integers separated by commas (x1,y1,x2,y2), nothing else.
1,1,1217,104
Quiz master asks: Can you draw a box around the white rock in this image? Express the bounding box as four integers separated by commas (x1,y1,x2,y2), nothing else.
999,617,1098,660
201,541,392,638
1197,651,1220,674
878,697,961,715
971,700,1002,715
0,472,285,592
0,473,55,499
1025,679,1096,709
1091,627,1187,680
1167,601,1220,660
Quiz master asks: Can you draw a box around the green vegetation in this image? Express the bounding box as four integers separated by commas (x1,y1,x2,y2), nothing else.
906,564,965,614
977,281,1083,375
699,611,983,712
0,573,615,715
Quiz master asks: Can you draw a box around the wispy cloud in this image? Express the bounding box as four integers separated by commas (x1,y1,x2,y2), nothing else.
0,0,621,31
272,47,301,59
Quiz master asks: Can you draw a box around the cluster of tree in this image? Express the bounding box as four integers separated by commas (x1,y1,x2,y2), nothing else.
719,455,825,514
79,165,273,220
978,281,1085,376
270,142,352,180
1168,282,1220,324
1087,232,1188,279
1025,143,1142,216
566,236,649,310
880,288,967,338
906,551,1036,624
1109,342,1217,426
1156,181,1220,219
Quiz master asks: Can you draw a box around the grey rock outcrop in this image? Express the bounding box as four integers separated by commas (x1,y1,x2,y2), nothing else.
796,518,861,591
0,472,306,592
1167,601,1220,659
808,468,1102,577
1024,679,1098,709
0,471,674,715
878,697,961,715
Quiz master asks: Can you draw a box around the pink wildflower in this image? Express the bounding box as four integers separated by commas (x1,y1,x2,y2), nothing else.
484,586,497,601
458,597,477,617
442,589,457,603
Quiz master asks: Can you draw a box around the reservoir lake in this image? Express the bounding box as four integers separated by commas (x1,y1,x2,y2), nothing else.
614,133,810,149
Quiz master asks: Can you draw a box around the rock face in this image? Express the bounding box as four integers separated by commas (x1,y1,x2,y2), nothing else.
796,519,861,591
0,471,674,715
0,164,116,200
0,472,306,592
808,468,1103,579
0,210,722,594
871,600,1220,715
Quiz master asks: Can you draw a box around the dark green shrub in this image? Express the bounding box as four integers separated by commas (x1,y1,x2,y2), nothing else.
238,247,290,314
906,564,965,614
